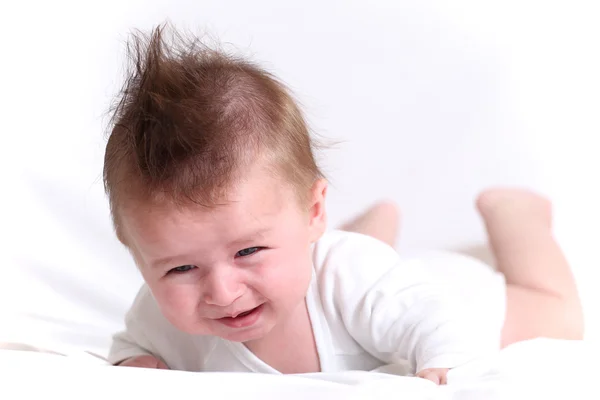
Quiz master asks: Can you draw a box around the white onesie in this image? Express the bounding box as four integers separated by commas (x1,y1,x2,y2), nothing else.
109,230,506,374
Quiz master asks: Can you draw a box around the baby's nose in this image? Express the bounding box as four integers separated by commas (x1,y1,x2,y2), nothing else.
203,268,244,306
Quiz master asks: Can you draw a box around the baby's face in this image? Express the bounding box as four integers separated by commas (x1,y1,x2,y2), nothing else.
120,167,327,343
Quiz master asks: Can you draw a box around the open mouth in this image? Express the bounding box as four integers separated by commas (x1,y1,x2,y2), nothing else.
217,304,263,328
236,309,254,318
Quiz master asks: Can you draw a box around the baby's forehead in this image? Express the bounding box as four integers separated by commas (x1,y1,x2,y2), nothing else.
118,163,304,236
127,181,291,223
120,189,292,251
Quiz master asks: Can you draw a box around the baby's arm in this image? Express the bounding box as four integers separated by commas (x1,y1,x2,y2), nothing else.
351,265,480,375
108,286,169,369
416,368,449,385
323,233,486,382
118,355,168,369
110,328,168,369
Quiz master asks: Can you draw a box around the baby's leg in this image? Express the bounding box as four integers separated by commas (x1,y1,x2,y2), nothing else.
477,188,584,347
338,201,400,248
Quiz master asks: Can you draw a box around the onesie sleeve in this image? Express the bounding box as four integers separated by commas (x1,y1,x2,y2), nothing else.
107,285,159,365
317,232,487,373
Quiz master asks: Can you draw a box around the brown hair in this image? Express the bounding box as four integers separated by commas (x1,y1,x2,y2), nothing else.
103,24,323,239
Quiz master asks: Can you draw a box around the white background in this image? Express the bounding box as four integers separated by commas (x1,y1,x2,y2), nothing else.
0,0,599,354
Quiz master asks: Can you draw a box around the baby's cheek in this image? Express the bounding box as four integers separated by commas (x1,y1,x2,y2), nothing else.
266,259,311,299
154,285,203,327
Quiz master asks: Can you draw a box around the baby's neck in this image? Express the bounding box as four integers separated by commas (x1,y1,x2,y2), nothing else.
245,299,309,348
244,299,320,374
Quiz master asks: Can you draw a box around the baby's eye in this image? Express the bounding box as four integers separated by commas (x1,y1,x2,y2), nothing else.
169,265,196,274
235,247,262,257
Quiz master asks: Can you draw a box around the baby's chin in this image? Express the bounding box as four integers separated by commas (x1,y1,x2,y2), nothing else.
170,319,274,343
215,323,275,343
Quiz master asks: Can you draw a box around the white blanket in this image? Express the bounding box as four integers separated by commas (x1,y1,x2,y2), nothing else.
2,338,597,400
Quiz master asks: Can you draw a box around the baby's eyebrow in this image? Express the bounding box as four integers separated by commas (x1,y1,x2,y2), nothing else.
228,227,270,247
147,227,271,268
149,255,180,269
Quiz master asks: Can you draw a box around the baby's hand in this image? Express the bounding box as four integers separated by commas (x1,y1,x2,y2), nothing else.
116,355,169,369
416,368,449,385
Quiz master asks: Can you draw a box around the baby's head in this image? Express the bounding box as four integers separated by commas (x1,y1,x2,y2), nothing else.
103,25,327,343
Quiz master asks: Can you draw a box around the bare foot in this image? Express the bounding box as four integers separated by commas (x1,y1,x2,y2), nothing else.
476,188,553,232
476,187,579,297
339,201,400,247
476,187,584,343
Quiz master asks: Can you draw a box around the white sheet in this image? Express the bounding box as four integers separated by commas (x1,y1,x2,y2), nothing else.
2,338,597,400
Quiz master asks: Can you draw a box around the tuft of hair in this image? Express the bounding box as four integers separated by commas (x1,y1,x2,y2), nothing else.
103,23,323,237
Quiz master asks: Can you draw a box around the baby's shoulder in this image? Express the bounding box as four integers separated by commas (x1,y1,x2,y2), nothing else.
122,284,221,370
124,284,164,325
312,230,400,279
313,229,399,263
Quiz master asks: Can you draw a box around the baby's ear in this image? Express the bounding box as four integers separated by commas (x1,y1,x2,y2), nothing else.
307,178,328,242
